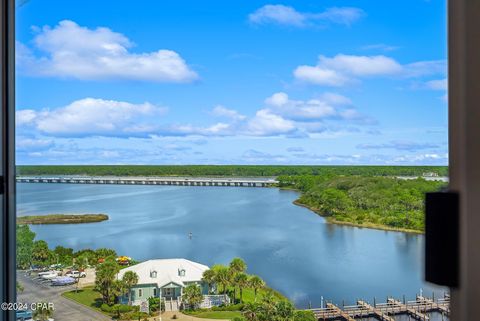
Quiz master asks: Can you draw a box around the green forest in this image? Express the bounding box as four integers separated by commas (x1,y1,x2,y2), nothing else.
278,175,446,232
17,165,448,177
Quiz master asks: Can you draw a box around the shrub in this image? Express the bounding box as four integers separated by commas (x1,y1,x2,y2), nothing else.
100,303,112,313
293,310,316,321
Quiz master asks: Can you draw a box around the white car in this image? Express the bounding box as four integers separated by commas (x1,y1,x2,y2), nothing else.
40,271,60,279
65,270,86,278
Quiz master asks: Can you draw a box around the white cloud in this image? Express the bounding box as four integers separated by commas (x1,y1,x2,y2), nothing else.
320,92,352,105
319,54,402,76
16,109,37,126
264,92,337,121
161,92,373,137
16,137,54,151
294,54,446,87
18,92,374,141
426,78,447,91
245,109,296,136
293,65,348,86
403,60,446,78
17,98,166,137
18,20,198,82
249,5,364,27
264,92,289,107
211,105,246,121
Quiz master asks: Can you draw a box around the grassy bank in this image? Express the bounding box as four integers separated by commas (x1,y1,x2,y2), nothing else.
281,175,446,233
62,287,105,314
17,214,109,224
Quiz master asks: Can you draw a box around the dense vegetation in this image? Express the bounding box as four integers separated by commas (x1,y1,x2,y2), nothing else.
17,214,109,225
279,175,446,232
17,165,448,177
16,224,119,269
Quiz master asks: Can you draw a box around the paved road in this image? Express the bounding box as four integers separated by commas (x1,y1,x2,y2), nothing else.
17,272,110,321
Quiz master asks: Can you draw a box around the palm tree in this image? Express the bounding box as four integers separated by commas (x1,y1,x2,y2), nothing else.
213,265,230,295
248,275,265,302
32,240,51,265
243,302,260,321
95,261,120,305
74,263,86,293
229,257,247,274
32,303,54,321
112,280,127,305
228,258,246,302
275,301,295,321
122,271,139,305
235,272,249,303
182,284,204,309
202,269,216,294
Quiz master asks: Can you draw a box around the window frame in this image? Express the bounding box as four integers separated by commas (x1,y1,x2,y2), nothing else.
1,0,478,320
0,0,16,320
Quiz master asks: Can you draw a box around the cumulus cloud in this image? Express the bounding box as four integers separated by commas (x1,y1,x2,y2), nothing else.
17,92,375,142
17,98,166,137
17,20,198,82
248,5,364,27
264,92,337,121
293,66,348,86
294,54,446,87
245,109,296,136
211,105,246,121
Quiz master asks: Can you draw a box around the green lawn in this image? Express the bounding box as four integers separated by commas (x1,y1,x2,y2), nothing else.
186,311,243,320
61,286,105,314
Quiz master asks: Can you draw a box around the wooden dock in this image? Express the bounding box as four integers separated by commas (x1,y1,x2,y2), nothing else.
307,294,450,320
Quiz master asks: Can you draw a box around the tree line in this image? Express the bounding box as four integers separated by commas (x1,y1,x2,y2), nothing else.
17,165,448,177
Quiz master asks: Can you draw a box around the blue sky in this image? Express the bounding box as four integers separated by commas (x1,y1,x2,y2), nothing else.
15,0,447,165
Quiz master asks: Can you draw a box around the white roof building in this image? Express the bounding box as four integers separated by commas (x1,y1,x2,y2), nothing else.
118,258,209,288
117,258,210,304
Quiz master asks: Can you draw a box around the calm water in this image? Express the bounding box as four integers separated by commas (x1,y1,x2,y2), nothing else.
17,183,445,308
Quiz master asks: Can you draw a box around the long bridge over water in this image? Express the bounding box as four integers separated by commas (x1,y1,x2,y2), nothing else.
16,176,278,187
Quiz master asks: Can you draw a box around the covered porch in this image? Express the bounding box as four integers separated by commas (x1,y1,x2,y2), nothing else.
160,281,183,300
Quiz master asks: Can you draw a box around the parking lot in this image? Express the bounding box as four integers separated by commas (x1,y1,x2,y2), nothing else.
17,271,110,321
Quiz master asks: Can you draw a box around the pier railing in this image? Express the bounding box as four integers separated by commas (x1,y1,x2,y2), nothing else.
307,294,450,320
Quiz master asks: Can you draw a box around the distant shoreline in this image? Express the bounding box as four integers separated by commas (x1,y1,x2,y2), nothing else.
17,214,109,225
292,199,423,234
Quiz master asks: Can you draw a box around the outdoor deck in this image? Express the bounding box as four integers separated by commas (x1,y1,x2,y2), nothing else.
307,294,450,320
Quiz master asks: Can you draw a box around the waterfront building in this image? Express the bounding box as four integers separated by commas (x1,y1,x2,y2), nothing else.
117,258,210,306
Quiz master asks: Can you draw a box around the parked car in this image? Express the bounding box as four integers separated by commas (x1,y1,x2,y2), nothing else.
16,310,32,321
40,271,60,279
65,270,86,278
